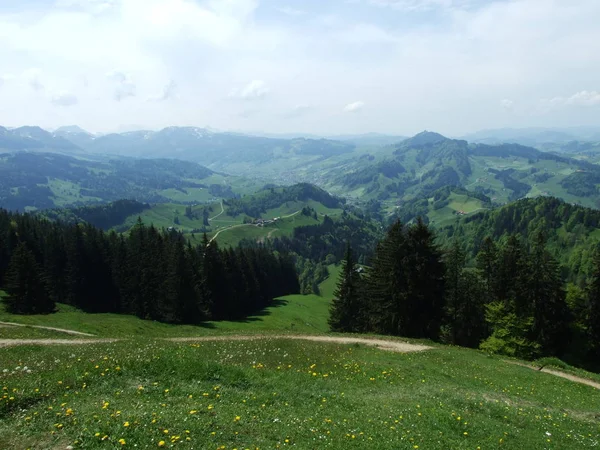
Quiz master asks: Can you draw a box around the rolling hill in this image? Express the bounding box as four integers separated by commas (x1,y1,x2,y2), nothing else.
94,183,348,246
326,131,600,210
0,152,260,211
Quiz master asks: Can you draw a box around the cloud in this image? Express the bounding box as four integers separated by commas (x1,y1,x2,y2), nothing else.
23,68,44,92
1,0,600,134
366,0,473,11
51,91,79,107
0,74,15,88
566,90,600,107
107,70,136,101
500,99,514,111
541,91,600,110
148,80,177,102
276,6,306,16
283,104,313,118
54,0,116,14
344,101,365,112
229,80,269,100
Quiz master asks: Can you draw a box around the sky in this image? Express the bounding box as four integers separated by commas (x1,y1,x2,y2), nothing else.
0,0,599,136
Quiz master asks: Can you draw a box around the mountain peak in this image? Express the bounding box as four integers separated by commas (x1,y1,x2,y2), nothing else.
55,125,93,136
403,131,449,147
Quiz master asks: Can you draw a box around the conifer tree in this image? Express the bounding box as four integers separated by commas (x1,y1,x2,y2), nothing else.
3,242,54,314
365,220,407,335
444,239,486,347
587,247,600,359
528,232,570,356
403,218,445,340
329,244,362,332
476,237,498,301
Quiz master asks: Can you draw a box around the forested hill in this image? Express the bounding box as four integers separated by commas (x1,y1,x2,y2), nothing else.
331,130,600,208
224,183,344,218
0,152,237,211
39,200,151,230
439,196,600,281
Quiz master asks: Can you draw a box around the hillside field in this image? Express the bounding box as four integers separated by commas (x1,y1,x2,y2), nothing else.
2,268,600,449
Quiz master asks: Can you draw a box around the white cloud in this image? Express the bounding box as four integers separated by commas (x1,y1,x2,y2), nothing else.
284,104,313,118
541,91,600,110
344,101,365,112
148,80,177,102
1,0,600,134
0,74,15,87
566,90,600,107
23,68,44,92
51,91,79,106
229,80,270,100
367,0,472,12
54,0,116,14
500,99,514,111
107,70,136,101
276,6,306,16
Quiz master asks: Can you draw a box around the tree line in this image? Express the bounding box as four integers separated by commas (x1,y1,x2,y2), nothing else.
0,209,299,323
330,219,600,370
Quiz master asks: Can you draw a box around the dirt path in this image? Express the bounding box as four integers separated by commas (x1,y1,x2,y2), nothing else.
208,201,225,221
507,361,600,390
0,321,95,337
168,335,432,353
209,210,302,245
208,223,251,244
0,338,117,348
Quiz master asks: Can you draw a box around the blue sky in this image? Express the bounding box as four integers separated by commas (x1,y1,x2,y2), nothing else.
0,0,599,135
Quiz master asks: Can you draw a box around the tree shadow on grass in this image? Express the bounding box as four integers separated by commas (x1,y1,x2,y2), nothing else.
196,298,289,327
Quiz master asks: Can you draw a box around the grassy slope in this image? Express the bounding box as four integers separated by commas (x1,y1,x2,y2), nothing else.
0,264,337,337
2,336,600,449
2,277,600,449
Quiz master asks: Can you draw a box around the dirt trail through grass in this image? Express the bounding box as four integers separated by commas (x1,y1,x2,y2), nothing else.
0,321,95,336
0,338,117,347
507,361,600,390
168,335,432,353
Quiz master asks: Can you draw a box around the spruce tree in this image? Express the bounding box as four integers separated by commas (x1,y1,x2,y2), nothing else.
329,244,362,332
365,220,407,335
528,232,570,356
476,237,498,301
587,247,600,359
3,242,54,314
403,218,445,340
444,239,466,344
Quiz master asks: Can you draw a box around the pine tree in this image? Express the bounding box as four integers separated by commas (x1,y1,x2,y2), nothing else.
403,218,445,340
587,247,600,359
365,220,407,335
329,244,362,332
3,242,54,314
528,232,570,356
476,237,498,301
444,239,466,344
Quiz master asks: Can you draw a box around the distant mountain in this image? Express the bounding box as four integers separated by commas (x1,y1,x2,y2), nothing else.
68,126,356,169
331,133,407,147
53,125,96,149
328,130,600,208
0,125,84,154
462,127,600,146
0,152,247,211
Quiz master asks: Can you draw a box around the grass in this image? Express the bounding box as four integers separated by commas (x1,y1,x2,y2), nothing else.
3,274,600,449
2,338,600,449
